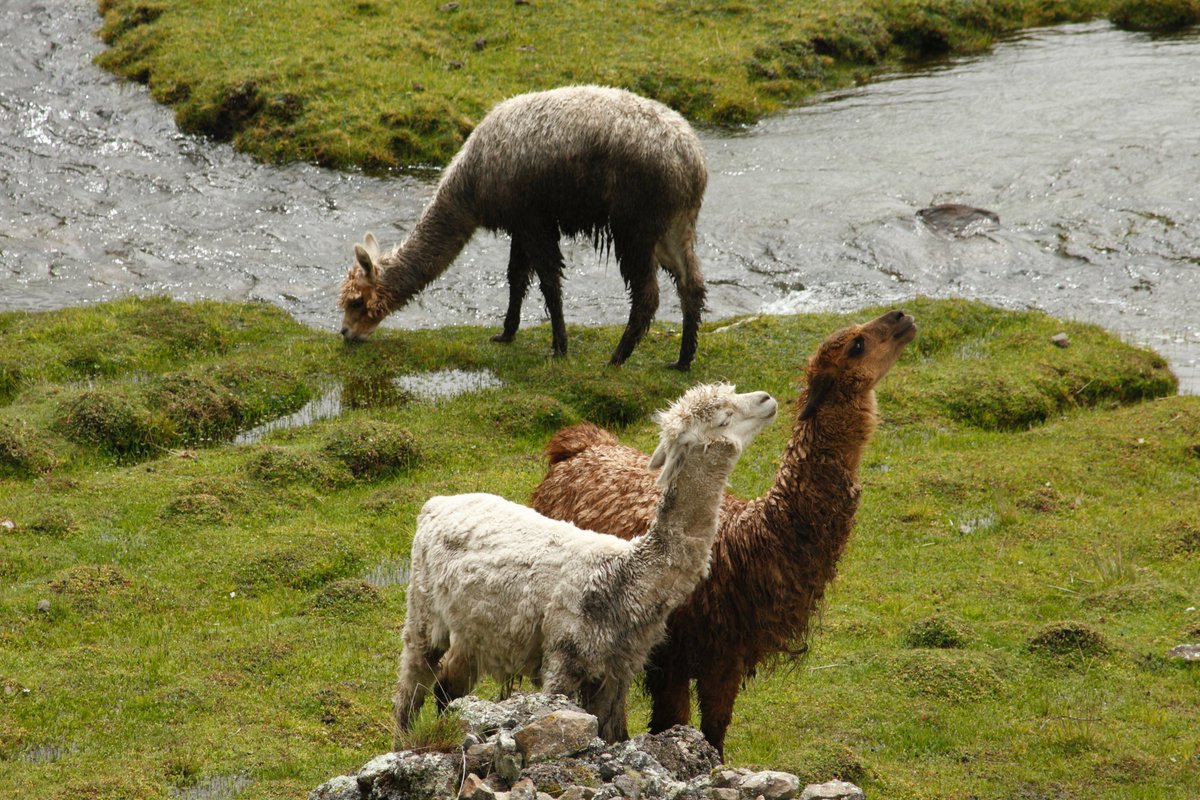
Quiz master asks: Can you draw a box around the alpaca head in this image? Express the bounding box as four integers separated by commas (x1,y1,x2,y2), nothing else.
338,232,391,341
648,383,777,488
799,309,917,420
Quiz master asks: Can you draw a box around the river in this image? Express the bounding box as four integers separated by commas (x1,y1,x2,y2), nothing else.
1,1,1197,391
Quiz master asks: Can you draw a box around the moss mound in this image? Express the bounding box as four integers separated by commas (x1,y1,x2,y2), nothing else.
891,649,1004,702
1029,622,1110,657
304,578,381,616
247,445,350,487
324,423,420,478
55,388,168,459
487,393,580,437
903,615,971,649
234,537,362,594
0,419,60,476
1110,0,1200,30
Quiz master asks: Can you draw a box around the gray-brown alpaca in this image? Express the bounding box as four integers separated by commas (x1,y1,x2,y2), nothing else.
338,85,709,369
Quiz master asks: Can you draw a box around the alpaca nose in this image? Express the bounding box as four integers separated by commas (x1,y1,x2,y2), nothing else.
340,326,350,339
886,309,906,322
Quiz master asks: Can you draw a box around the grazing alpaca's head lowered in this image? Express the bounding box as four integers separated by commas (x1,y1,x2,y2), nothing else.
392,382,776,746
529,309,916,757
338,232,389,341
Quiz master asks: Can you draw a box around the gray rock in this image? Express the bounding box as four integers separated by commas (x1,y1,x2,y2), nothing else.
515,710,600,762
558,787,598,800
36,599,51,613
309,775,362,800
520,759,600,796
460,773,497,800
356,753,403,792
630,726,721,781
711,769,753,789
739,771,800,800
509,778,538,800
368,752,461,800
1168,643,1200,661
466,742,495,776
495,730,524,783
1050,332,1070,348
798,780,865,800
450,693,582,736
709,789,740,800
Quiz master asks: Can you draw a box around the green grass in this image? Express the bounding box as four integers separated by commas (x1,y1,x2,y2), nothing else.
1,297,1197,799
90,0,1123,171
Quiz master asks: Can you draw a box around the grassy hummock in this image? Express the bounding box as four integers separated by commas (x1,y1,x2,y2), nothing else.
1,297,1197,799
91,0,1121,171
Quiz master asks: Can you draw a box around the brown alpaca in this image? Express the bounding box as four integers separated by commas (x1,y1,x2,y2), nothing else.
530,309,916,757
338,85,708,369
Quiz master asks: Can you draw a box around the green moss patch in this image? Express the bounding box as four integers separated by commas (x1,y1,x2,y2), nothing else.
323,424,420,479
903,615,971,649
1029,622,1110,657
1110,0,1200,29
304,578,381,616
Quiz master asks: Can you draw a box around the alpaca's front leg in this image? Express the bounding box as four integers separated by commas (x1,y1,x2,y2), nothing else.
610,251,659,365
493,236,532,344
696,663,743,761
586,674,632,743
644,658,692,734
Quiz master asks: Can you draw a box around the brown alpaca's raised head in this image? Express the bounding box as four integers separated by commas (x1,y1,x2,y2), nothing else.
799,309,916,420
338,232,391,341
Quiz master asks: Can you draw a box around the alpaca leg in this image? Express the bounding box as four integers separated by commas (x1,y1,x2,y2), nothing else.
609,254,660,366
655,225,706,371
696,665,742,761
493,236,532,344
527,235,569,356
644,660,692,734
433,644,476,713
392,641,443,742
585,675,633,743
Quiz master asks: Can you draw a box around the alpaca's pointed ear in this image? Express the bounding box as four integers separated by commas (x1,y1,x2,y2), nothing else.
799,372,835,421
363,232,381,261
650,441,688,489
648,441,668,472
354,244,377,282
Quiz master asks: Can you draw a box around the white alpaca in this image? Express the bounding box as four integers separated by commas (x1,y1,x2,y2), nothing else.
392,383,777,744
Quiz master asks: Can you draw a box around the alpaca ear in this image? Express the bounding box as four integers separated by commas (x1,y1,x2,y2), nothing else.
363,232,381,261
649,441,688,489
799,372,835,421
354,244,377,282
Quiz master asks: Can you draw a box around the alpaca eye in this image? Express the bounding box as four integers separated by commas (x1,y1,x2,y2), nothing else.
849,337,866,357
347,297,365,311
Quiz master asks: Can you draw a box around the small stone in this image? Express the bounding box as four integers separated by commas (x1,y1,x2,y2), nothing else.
309,775,362,800
460,773,496,800
1050,332,1070,348
1,519,14,530
36,599,51,613
740,770,801,800
711,789,740,800
514,710,599,761
465,741,495,775
1168,644,1200,661
712,769,753,789
448,60,465,70
440,2,459,10
799,779,865,800
495,730,524,783
509,778,538,800
474,38,487,50
355,753,402,791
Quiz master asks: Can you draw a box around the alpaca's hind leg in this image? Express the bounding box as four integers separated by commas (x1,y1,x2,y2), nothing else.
433,644,476,713
392,640,443,743
493,236,532,344
696,664,742,761
655,225,706,371
609,246,660,366
644,659,692,734
526,233,569,356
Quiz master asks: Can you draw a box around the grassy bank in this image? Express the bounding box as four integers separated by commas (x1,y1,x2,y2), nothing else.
90,0,1124,171
1,297,1197,799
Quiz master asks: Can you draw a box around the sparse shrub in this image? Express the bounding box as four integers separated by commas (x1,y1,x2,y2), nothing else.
903,615,970,649
324,423,420,478
28,510,77,537
1110,0,1200,30
1029,622,1109,657
489,394,579,437
151,372,246,444
247,445,350,487
305,578,381,615
56,388,167,458
394,707,465,754
0,420,59,475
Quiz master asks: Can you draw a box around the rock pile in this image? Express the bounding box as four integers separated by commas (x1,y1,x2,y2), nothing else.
309,693,864,800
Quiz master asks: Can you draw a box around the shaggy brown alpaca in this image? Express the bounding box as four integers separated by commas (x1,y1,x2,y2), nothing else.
530,309,916,757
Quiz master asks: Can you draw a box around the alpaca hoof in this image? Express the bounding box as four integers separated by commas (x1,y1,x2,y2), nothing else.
666,360,692,371
491,332,514,343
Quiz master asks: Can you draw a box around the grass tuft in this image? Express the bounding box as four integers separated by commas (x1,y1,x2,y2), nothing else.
1110,0,1200,29
1028,622,1110,657
902,615,971,649
323,424,420,479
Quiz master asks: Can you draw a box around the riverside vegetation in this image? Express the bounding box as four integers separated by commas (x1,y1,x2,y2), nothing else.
91,0,1198,171
1,297,1198,799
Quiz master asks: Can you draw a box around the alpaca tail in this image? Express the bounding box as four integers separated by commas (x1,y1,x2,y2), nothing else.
545,422,618,465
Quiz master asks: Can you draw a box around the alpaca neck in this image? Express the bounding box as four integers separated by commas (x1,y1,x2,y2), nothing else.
630,443,738,599
760,389,878,546
379,188,477,311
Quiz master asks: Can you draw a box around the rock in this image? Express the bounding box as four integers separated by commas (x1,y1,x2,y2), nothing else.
630,725,721,781
1050,332,1070,348
365,752,461,800
450,693,582,736
466,741,496,775
557,787,597,800
495,730,524,783
799,780,865,800
710,789,740,800
1168,643,1200,661
36,599,51,613
515,710,599,761
356,753,403,792
309,775,362,800
509,778,538,800
712,769,753,789
916,204,1000,237
520,759,600,796
739,771,800,800
461,773,496,800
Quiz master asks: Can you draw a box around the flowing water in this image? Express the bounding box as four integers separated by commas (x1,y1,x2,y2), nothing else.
2,1,1198,391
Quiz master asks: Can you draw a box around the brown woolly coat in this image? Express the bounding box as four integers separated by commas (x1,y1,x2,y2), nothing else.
530,310,915,756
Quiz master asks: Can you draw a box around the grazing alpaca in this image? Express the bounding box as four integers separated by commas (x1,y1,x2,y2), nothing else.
530,309,917,757
338,85,709,369
392,383,776,745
